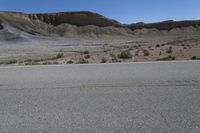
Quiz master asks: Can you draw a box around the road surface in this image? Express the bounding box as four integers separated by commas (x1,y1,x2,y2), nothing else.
0,61,200,133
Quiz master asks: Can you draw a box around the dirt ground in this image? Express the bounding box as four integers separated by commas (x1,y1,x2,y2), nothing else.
0,35,200,66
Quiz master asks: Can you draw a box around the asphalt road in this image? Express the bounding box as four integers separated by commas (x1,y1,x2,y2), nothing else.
0,61,200,133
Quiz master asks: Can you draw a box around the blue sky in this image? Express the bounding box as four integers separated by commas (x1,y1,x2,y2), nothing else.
0,0,199,24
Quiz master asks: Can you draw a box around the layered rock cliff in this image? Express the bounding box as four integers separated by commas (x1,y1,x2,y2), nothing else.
29,11,122,27
0,11,200,38
129,20,200,30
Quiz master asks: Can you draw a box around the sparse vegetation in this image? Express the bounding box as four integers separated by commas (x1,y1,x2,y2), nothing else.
166,46,173,54
0,61,4,65
77,58,89,64
5,59,17,64
134,45,139,49
101,57,107,63
42,62,52,65
56,53,64,59
25,61,40,65
191,56,200,60
156,44,160,47
112,57,120,63
143,49,149,56
53,62,58,64
67,60,73,64
24,54,63,64
84,54,90,59
83,50,89,55
118,50,132,59
110,54,120,63
157,55,176,61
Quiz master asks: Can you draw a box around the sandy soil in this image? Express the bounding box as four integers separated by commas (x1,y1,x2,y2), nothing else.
0,34,200,66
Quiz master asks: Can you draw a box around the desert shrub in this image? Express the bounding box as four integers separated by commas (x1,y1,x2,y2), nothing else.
134,46,138,49
84,54,90,59
56,53,64,59
156,44,160,47
191,56,200,60
67,60,73,64
118,50,132,59
192,56,197,60
25,61,40,65
77,58,89,64
157,56,176,61
53,62,58,64
83,50,89,55
101,57,107,63
166,46,173,54
143,49,150,56
42,62,52,65
112,56,120,63
5,59,17,64
110,54,120,63
25,59,33,62
171,56,176,60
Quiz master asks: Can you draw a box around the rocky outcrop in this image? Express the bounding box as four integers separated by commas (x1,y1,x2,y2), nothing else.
0,11,131,38
129,20,200,31
0,11,200,38
29,11,122,27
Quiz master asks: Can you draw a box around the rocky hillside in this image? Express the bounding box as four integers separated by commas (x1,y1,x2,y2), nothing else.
0,11,200,38
129,20,200,30
29,11,122,27
0,11,132,38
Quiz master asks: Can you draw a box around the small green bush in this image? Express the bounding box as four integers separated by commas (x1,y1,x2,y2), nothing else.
25,59,33,62
118,50,132,59
191,56,200,60
112,57,120,63
67,60,73,64
83,50,89,55
5,59,17,64
157,56,176,61
192,56,197,60
42,62,52,65
101,57,107,63
77,58,89,64
56,53,64,59
143,49,150,56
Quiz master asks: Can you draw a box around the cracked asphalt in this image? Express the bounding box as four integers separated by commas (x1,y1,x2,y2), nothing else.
0,61,200,133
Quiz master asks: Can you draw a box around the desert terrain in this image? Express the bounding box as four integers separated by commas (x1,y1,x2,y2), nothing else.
0,11,200,65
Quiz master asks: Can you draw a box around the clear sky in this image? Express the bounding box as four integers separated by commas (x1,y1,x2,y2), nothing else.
0,0,199,24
